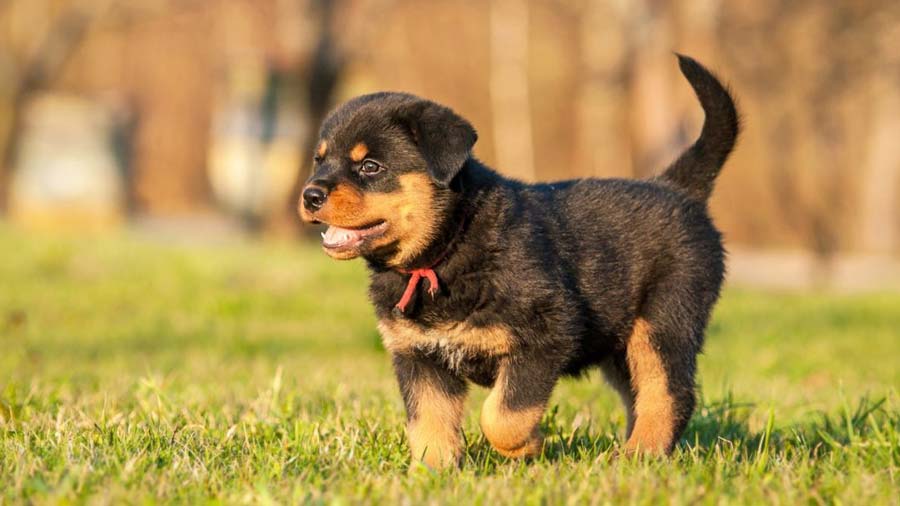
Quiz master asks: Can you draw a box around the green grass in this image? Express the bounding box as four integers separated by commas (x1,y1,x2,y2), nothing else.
1,225,898,505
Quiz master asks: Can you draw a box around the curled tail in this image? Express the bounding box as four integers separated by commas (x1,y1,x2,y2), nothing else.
657,54,740,202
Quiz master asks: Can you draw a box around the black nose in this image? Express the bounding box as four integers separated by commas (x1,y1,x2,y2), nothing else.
303,186,328,211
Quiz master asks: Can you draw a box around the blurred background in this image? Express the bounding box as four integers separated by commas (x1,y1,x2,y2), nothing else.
1,0,898,290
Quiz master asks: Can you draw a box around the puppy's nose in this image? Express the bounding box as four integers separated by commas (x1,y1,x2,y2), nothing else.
303,186,328,211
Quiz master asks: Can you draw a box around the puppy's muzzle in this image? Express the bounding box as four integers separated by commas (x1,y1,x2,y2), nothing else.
302,186,328,212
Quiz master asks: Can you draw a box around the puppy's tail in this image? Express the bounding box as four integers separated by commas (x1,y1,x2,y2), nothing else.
657,54,740,202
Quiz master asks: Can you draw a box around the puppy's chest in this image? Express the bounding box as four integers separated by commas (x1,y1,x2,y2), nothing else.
377,317,514,373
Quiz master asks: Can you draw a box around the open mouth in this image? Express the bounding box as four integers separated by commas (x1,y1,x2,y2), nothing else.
320,221,388,252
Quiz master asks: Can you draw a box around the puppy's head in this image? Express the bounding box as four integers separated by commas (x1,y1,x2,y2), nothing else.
299,93,476,266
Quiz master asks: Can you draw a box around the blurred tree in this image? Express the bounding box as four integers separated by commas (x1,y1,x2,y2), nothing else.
859,10,900,255
719,0,900,278
574,0,631,178
625,0,679,178
278,0,345,235
0,0,106,212
490,0,535,181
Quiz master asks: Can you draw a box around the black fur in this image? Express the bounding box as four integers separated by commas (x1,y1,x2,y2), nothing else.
302,55,740,459
656,54,740,201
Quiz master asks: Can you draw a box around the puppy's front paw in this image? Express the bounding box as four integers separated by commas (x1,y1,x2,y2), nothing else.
408,446,461,472
407,422,462,471
481,403,545,459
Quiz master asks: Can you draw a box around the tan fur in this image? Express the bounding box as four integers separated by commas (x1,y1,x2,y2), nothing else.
378,318,514,369
309,173,438,267
624,318,675,455
407,375,466,469
480,366,545,458
383,174,439,267
349,142,368,162
323,183,366,221
316,140,327,158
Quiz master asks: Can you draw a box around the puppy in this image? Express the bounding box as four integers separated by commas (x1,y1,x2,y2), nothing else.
299,54,739,469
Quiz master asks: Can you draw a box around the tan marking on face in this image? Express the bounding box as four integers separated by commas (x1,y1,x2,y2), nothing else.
378,318,514,362
480,366,545,458
407,374,466,469
349,142,368,162
310,183,371,259
376,173,438,267
624,318,675,455
322,183,366,222
312,173,439,266
316,140,328,157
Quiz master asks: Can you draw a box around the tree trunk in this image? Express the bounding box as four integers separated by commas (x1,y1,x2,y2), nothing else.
860,79,900,255
574,1,631,178
489,0,534,181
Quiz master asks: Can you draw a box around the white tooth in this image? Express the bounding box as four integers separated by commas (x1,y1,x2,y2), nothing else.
321,232,326,239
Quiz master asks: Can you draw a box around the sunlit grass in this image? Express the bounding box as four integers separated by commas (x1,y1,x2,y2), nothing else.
1,226,898,504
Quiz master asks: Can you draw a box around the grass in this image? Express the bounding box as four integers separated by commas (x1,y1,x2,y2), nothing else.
1,225,898,504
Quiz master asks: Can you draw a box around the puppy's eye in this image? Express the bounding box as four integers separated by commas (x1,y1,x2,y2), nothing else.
360,160,382,175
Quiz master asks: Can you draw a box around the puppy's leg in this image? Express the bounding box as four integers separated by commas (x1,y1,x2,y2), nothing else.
599,354,636,437
481,354,558,458
623,317,696,455
392,352,468,469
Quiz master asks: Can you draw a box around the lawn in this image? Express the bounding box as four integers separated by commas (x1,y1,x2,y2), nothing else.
1,225,898,504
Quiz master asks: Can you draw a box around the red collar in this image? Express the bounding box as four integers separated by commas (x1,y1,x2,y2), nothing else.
393,221,466,313
394,267,440,313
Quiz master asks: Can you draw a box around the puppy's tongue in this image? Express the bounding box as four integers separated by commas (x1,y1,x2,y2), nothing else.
322,225,363,247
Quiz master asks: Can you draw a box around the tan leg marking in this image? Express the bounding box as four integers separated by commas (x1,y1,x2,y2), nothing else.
350,142,368,162
407,376,466,469
624,318,676,455
480,367,545,458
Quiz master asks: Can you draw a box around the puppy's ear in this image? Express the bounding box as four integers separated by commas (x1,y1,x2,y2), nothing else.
397,100,477,188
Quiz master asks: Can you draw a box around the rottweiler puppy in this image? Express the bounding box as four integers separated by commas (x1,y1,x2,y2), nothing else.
299,54,739,469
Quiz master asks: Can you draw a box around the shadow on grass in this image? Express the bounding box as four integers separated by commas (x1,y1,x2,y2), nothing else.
681,393,896,462
460,394,896,473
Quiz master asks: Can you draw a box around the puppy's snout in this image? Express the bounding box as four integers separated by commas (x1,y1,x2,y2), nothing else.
302,186,328,211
